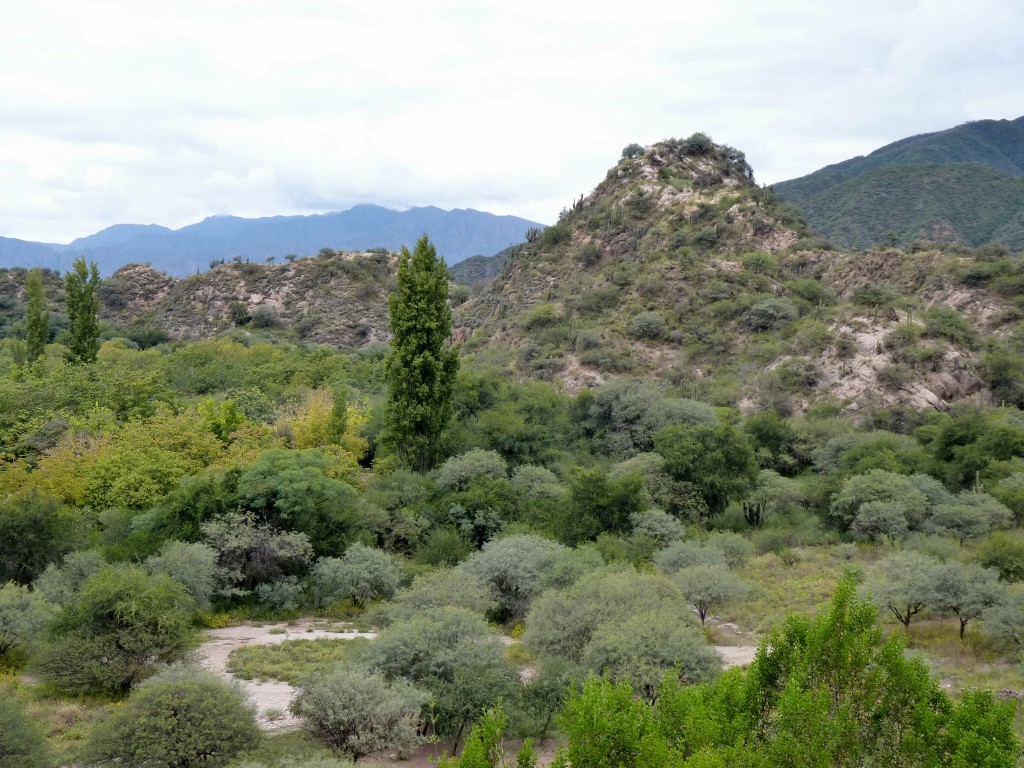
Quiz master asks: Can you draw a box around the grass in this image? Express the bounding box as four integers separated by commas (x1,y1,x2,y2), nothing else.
2,673,114,766
734,546,852,632
232,729,349,766
225,637,369,684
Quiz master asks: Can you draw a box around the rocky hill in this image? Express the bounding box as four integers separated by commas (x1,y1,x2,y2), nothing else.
4,134,1023,416
98,251,397,348
453,135,1024,414
774,116,1024,250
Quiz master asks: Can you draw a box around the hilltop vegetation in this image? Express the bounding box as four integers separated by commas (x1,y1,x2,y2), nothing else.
775,116,1024,250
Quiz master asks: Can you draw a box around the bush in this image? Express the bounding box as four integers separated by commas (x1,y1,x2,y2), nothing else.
461,534,565,621
654,540,726,573
83,665,259,768
310,544,400,608
34,565,196,694
436,449,508,491
249,305,280,328
145,540,218,611
628,312,667,340
682,132,714,155
33,549,107,606
0,584,56,666
0,695,51,768
256,576,306,613
971,532,1024,581
743,298,799,331
291,664,427,761
877,363,914,390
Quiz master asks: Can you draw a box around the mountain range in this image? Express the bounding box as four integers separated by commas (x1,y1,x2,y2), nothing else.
0,205,545,277
774,116,1024,250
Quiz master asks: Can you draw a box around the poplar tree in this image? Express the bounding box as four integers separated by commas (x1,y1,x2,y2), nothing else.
382,235,458,473
64,256,101,363
23,267,49,363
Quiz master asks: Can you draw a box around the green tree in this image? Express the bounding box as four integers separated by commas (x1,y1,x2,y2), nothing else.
83,665,260,768
558,676,669,768
291,664,427,762
237,449,362,556
672,564,750,626
382,235,459,473
653,423,757,519
0,584,56,666
34,565,196,694
64,256,101,363
309,543,400,608
0,695,52,768
23,267,49,363
931,561,1005,640
865,551,940,629
0,492,84,585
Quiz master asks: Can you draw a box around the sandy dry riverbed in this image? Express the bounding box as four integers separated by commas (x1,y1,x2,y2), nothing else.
193,619,376,730
194,619,758,732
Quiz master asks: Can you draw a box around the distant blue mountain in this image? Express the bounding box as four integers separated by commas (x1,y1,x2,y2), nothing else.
0,205,545,276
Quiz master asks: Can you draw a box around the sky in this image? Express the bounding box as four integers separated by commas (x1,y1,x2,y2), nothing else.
1,0,1022,243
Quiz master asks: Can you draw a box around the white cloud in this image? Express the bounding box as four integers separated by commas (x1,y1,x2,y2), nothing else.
0,0,1021,241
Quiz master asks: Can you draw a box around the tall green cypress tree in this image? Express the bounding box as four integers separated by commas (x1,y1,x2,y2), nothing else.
382,235,459,473
64,256,101,364
24,267,49,363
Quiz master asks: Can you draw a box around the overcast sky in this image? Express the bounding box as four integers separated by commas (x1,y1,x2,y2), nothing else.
2,0,1022,243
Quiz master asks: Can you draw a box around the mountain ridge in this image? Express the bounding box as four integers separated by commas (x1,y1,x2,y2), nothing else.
0,204,545,277
774,116,1024,250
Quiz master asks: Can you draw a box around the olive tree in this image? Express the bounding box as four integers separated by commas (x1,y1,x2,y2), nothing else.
291,664,427,762
653,540,727,574
33,549,106,606
629,509,685,546
523,569,691,662
369,567,497,626
436,449,507,491
82,665,259,768
359,607,520,751
830,470,929,529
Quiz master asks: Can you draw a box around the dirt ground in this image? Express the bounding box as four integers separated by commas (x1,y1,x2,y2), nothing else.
193,619,759,734
192,619,376,730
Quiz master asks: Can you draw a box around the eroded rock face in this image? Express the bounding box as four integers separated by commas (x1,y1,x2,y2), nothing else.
99,252,397,349
813,315,985,412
